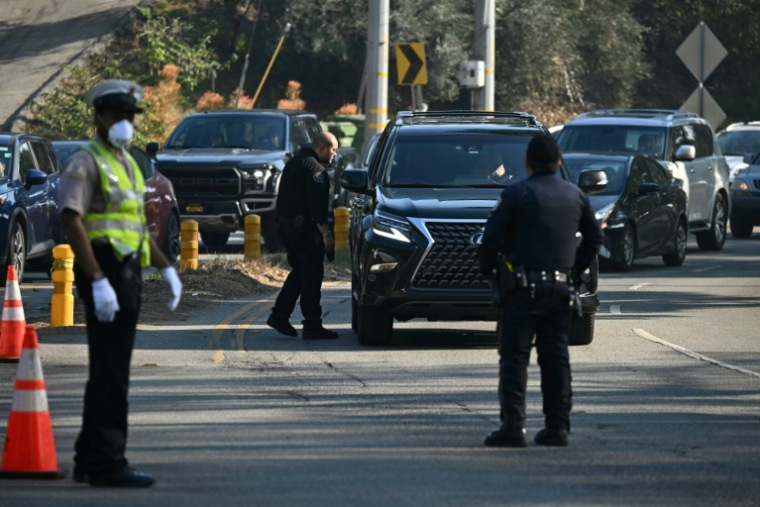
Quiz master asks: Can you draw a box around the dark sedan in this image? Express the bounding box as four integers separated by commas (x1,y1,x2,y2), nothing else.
729,158,760,238
564,153,688,271
52,141,181,263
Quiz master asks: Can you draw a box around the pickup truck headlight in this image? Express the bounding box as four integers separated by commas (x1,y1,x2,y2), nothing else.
372,210,412,243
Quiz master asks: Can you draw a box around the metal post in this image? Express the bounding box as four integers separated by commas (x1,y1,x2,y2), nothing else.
364,0,389,145
473,0,495,111
699,21,705,116
235,0,264,109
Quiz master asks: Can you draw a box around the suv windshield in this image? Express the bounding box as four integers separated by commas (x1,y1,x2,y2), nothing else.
382,132,538,187
717,130,760,156
558,125,668,159
164,116,286,150
0,146,12,182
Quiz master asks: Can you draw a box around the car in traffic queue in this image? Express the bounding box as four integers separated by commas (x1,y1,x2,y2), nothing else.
716,122,760,180
557,109,730,251
728,154,760,238
564,153,688,271
340,111,608,347
52,141,181,264
0,132,62,284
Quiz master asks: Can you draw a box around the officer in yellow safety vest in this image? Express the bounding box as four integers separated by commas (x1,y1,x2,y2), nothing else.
59,79,182,488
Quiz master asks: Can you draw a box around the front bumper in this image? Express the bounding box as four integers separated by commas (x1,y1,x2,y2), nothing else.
358,219,600,322
730,194,760,222
179,198,276,232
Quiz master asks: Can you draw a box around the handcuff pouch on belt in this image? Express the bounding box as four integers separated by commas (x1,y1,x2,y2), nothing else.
489,253,527,307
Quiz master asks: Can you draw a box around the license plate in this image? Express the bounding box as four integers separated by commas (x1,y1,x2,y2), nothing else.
185,204,204,213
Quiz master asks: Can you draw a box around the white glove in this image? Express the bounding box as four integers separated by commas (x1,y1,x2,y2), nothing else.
161,267,182,311
92,278,120,323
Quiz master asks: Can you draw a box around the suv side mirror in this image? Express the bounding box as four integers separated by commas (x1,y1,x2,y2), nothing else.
637,182,659,195
340,168,370,195
146,142,159,159
25,169,48,188
674,145,696,161
578,169,608,195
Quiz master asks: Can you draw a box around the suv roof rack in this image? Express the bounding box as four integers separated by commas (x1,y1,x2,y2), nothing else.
576,109,700,121
396,110,538,126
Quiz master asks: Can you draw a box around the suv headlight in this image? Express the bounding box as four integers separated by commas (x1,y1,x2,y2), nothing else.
594,203,614,229
731,178,751,196
373,210,412,243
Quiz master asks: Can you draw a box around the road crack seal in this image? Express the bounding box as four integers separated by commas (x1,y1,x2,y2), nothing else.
323,361,367,388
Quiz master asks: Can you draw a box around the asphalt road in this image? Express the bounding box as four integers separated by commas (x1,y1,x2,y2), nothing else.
2,233,760,506
0,0,143,129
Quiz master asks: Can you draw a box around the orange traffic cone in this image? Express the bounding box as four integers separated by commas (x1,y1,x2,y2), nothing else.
0,265,26,363
0,326,65,479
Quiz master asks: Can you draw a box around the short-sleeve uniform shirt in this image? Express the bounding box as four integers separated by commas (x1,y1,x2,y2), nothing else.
59,135,139,245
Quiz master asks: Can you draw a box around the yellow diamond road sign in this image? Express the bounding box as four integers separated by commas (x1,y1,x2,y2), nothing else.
396,43,427,86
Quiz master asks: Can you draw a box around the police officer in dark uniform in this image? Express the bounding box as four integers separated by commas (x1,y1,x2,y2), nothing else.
478,135,603,447
267,132,339,339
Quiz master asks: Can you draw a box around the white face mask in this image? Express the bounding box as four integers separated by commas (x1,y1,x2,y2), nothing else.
108,119,134,149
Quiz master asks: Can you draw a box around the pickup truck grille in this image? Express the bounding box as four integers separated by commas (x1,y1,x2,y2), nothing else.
412,222,489,290
161,168,240,198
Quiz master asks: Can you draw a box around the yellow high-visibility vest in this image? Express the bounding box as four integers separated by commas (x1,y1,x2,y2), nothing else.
81,140,150,268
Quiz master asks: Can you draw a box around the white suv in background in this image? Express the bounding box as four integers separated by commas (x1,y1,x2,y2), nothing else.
557,109,731,251
716,122,760,180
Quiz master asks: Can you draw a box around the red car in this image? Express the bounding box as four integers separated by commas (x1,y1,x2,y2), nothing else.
51,141,181,263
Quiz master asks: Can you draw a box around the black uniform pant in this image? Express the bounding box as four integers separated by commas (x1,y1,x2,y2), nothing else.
73,246,142,476
498,282,573,432
272,223,325,326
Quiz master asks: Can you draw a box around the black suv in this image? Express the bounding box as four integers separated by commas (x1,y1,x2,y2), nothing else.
150,109,324,250
341,111,605,346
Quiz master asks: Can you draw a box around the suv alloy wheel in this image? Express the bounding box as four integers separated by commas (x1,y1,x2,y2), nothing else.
662,218,688,266
696,194,727,251
356,302,393,346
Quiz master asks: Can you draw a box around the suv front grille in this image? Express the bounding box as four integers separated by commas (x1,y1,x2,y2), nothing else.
162,168,241,198
412,222,488,290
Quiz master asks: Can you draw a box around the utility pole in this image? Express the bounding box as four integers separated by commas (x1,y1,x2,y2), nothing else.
364,0,389,146
473,0,495,111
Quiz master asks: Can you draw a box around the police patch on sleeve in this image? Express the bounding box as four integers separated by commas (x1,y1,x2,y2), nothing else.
313,171,325,183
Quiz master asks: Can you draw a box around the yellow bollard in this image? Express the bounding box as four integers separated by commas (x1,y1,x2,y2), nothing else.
50,245,75,327
334,207,350,250
180,220,199,271
244,214,261,260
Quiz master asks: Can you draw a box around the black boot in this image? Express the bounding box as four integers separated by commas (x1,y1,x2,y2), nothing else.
267,314,297,337
534,428,569,446
484,426,528,448
302,321,339,340
88,467,156,488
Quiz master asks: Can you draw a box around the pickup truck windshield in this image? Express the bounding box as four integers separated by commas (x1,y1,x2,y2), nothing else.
164,116,287,150
557,125,667,159
383,133,540,187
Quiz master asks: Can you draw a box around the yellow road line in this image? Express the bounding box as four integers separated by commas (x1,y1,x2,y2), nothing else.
234,301,275,352
210,300,263,350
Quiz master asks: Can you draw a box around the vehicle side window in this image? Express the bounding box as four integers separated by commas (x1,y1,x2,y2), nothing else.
289,119,309,152
128,147,153,179
628,158,652,193
42,142,60,174
645,159,669,186
695,124,714,157
18,141,36,183
369,125,393,185
31,141,54,175
301,118,322,141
